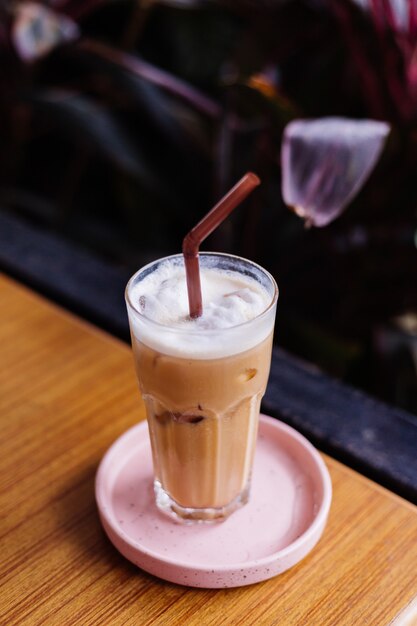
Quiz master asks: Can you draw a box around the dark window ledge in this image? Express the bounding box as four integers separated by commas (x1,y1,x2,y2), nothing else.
1,208,416,504
263,349,416,503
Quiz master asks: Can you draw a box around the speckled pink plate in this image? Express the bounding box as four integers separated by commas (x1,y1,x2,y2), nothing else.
95,414,332,588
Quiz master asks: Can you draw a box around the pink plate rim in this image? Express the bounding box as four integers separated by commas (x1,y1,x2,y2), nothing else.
95,413,332,573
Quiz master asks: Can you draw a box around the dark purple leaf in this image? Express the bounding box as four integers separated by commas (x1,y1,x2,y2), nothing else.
29,89,156,181
12,2,79,62
156,0,208,6
409,0,417,40
51,0,107,21
331,1,387,118
281,117,390,227
69,44,209,152
77,39,222,120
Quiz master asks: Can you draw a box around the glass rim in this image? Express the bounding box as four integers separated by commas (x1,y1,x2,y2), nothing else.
125,252,278,336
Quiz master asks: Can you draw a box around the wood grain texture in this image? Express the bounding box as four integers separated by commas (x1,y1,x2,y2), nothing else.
1,274,416,626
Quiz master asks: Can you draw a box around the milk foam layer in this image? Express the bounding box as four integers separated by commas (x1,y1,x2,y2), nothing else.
128,257,276,359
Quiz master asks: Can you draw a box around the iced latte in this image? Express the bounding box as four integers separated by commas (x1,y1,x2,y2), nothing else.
126,253,278,522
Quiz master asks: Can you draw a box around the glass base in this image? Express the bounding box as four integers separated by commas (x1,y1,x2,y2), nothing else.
154,479,251,523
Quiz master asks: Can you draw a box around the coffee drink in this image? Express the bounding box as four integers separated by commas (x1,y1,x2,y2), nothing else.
126,253,277,521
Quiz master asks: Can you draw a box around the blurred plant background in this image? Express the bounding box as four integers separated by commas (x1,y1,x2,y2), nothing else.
1,0,417,413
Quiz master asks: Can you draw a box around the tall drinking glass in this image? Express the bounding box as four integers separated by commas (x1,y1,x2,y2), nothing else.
125,252,278,522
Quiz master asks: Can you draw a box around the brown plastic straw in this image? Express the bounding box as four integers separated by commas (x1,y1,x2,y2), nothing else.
182,172,261,318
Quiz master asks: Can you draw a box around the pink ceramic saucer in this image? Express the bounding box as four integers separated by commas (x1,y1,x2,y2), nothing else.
95,414,332,588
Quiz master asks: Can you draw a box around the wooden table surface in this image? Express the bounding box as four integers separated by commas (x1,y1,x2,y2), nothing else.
1,274,417,626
